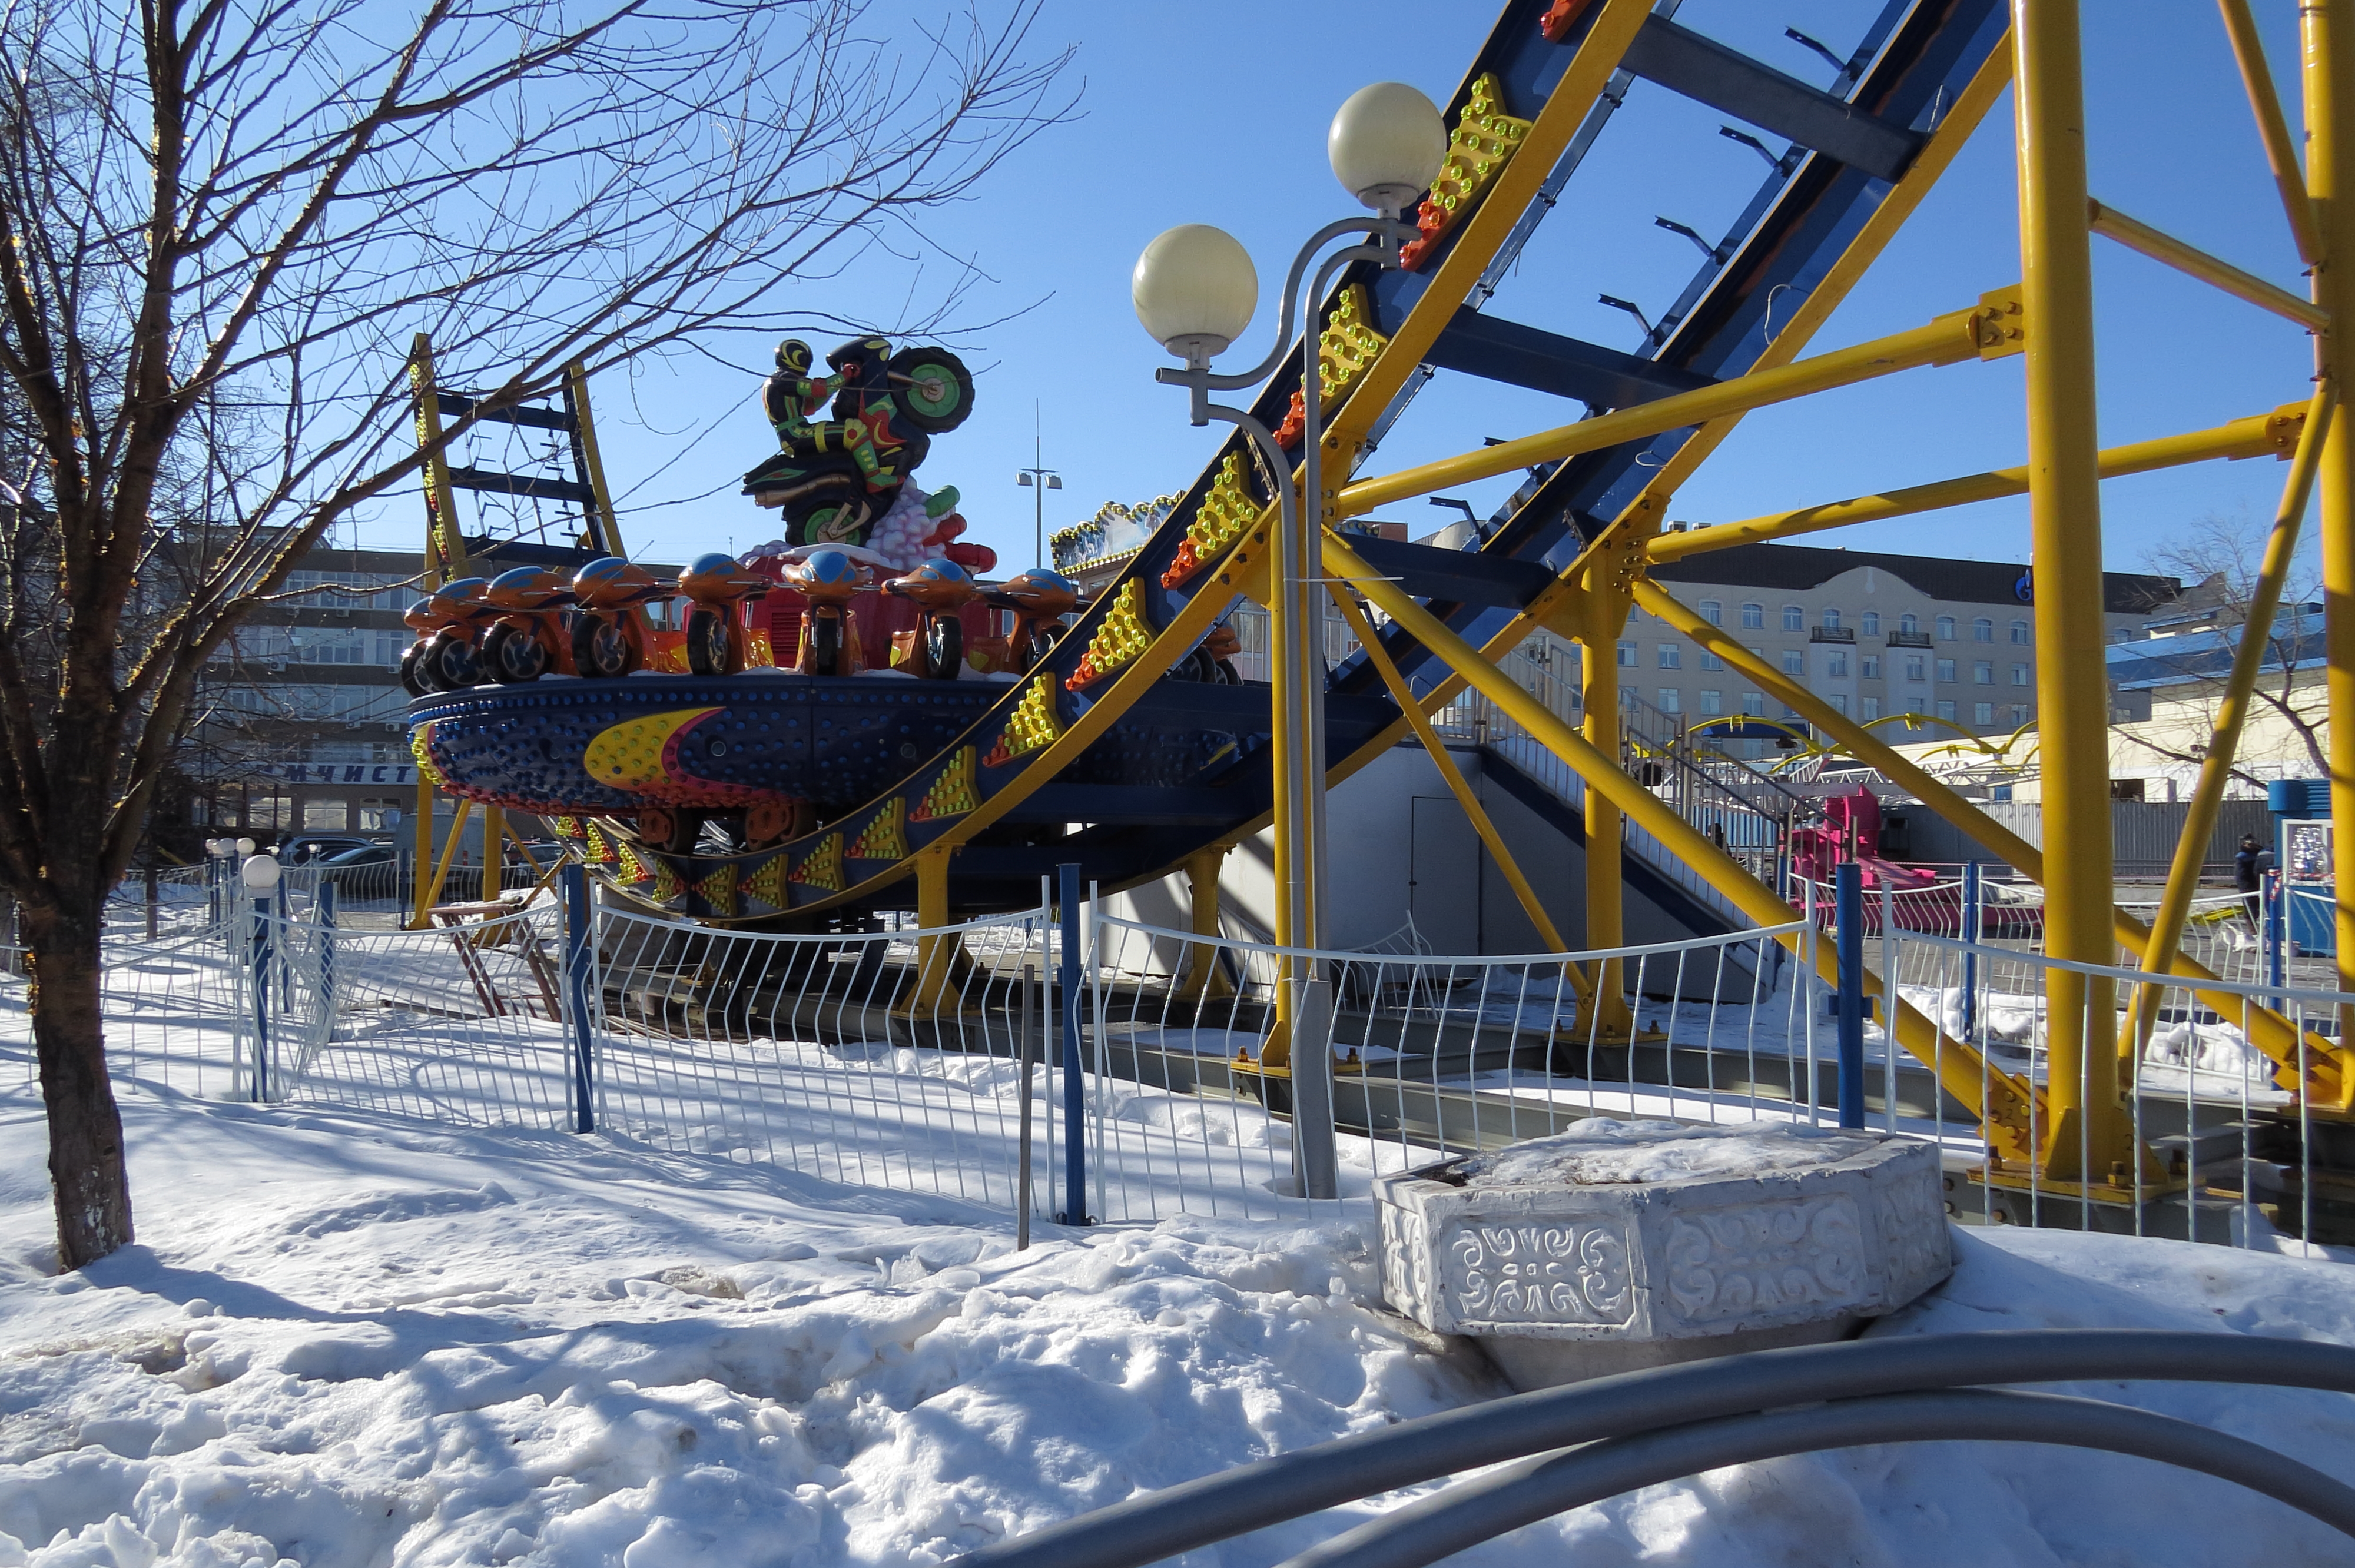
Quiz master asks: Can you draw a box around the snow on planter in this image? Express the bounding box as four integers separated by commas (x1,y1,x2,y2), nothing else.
1373,1119,1953,1390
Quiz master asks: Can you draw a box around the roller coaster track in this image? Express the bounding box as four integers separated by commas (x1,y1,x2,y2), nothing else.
414,0,2355,1149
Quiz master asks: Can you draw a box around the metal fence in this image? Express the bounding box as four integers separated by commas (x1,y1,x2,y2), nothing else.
14,860,2349,1260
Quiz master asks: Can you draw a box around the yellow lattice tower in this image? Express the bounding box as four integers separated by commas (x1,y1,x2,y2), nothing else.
789,833,845,892
1274,284,1391,447
744,852,791,909
1162,453,1261,588
850,797,908,860
912,748,979,820
1402,73,1532,269
1066,579,1152,690
985,680,1065,766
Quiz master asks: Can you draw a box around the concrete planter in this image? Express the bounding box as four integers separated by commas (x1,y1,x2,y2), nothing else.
1374,1124,1952,1390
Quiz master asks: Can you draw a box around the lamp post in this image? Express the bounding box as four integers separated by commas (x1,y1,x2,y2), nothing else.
1132,81,1442,964
1015,403,1062,569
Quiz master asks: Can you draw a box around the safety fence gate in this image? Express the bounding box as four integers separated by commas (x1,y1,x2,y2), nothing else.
16,862,2350,1255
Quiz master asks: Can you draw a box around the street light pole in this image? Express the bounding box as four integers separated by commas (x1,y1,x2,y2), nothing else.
1015,400,1061,569
1133,84,1438,963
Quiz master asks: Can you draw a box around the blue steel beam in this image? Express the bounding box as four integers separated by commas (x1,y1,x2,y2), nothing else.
1621,17,1923,182
1423,307,1717,408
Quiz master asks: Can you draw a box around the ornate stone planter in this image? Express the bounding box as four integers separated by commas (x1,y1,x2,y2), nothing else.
1373,1121,1953,1390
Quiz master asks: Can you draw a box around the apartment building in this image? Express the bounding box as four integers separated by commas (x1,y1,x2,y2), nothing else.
1629,542,2179,745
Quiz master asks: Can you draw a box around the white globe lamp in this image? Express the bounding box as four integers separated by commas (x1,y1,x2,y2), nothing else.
1328,82,1448,216
236,837,256,856
241,854,281,893
1133,224,1259,363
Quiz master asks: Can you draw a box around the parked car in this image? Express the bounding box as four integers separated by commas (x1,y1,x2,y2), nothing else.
314,842,399,883
279,834,383,865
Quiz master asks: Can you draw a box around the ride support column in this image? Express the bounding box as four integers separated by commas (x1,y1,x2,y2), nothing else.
2014,0,2132,1182
2306,0,2355,1023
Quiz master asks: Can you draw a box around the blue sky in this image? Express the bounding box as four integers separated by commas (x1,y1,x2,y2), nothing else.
361,1,2321,585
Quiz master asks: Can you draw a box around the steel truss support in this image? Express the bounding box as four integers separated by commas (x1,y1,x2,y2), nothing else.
2013,0,2132,1182
1176,845,1233,1003
1336,291,2025,516
1322,533,2044,1158
1325,587,1580,969
1634,580,2351,1112
2308,0,2355,1024
2218,0,2322,266
2126,380,2336,1066
1646,404,2313,562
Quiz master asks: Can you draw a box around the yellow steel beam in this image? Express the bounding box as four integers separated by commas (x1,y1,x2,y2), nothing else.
2015,0,2133,1182
1176,844,1233,1003
566,360,625,559
1323,533,2044,1155
482,804,504,905
1319,0,1654,456
2088,198,2328,331
2219,0,2323,266
417,797,474,916
1634,577,2352,1109
1647,403,2311,563
1336,293,2021,517
2126,379,2336,1065
908,848,957,1014
1326,585,1578,965
2308,0,2355,1021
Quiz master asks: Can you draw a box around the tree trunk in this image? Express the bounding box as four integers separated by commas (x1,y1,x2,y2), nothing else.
29,913,134,1268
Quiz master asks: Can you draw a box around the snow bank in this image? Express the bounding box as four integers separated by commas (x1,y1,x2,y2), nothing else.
5,1065,2355,1565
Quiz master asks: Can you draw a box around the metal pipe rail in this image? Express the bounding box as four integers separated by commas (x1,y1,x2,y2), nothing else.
954,1330,2355,1568
1276,1388,2355,1568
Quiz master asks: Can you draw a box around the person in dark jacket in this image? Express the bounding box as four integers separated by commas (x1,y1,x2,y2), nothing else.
2234,833,2273,929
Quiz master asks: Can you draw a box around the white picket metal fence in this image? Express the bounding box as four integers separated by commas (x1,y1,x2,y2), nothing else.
7,859,2350,1258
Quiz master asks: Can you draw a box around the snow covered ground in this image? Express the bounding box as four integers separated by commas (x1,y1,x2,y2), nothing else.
8,1036,2355,1566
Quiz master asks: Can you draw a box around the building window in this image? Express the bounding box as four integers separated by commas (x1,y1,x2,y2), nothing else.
1861,610,1880,636
1699,599,1722,625
1617,640,1636,666
1862,696,1880,720
1782,604,1803,632
1973,617,1994,642
1936,615,1956,640
1973,660,1994,685
1974,702,1995,725
1620,685,1638,709
1936,699,1957,722
2009,703,2028,725
1741,602,1764,629
1900,613,1920,635
1699,649,1723,672
1936,657,1957,683
1822,607,1842,630
1658,643,1680,669
1782,650,1805,674
1780,702,1802,719
1742,692,1763,715
1905,655,1926,683
1827,652,1849,677
1861,655,1879,680
2011,663,2029,686
2009,619,2029,645
1658,689,1680,712
1828,693,1848,715
1700,689,1722,715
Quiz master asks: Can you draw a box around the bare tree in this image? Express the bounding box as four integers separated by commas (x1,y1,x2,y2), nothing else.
2132,513,2329,785
0,0,1072,1268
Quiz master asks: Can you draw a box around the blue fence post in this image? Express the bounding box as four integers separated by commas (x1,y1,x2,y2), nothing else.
562,862,597,1133
1836,861,1865,1129
248,892,272,1102
1057,861,1088,1225
1960,861,1981,1042
2264,870,2285,991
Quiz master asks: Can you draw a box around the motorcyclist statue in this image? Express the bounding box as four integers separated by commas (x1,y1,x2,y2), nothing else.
745,335,973,550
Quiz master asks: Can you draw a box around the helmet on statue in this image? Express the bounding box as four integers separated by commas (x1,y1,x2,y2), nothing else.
774,338,814,374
